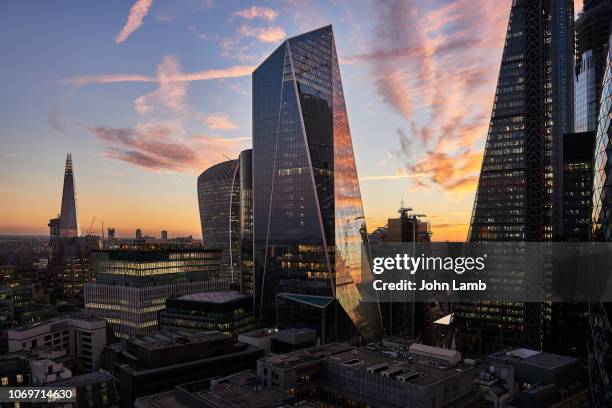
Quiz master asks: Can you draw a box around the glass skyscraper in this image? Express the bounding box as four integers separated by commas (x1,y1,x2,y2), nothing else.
252,25,382,343
197,159,241,282
574,0,612,133
239,149,254,295
589,33,612,403
461,0,574,355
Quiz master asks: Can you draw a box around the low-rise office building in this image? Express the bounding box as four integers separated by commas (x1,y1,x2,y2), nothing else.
258,343,484,407
487,348,590,407
238,328,317,355
159,291,254,339
85,249,228,338
6,315,106,371
110,330,263,407
41,371,118,408
134,371,298,408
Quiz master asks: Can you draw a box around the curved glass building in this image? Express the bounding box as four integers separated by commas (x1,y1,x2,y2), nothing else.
197,159,240,282
252,25,382,343
589,33,612,403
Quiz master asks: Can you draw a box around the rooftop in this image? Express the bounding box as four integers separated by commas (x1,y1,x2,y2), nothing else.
45,371,113,388
131,330,229,351
240,328,280,339
263,343,472,388
177,291,250,303
492,348,577,370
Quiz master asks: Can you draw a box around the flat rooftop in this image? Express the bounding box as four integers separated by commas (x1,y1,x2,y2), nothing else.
492,349,577,370
263,343,471,388
132,330,229,351
240,328,280,339
46,372,113,388
327,348,470,388
177,291,250,303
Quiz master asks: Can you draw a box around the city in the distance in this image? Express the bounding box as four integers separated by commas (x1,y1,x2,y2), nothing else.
1,1,611,407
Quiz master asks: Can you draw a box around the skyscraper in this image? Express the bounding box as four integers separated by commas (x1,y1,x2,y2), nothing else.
574,0,612,133
463,0,574,354
58,153,80,238
239,149,254,295
252,25,382,343
589,33,612,404
197,159,241,282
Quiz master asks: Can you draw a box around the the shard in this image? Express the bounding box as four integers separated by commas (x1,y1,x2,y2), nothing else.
252,25,383,343
59,153,80,238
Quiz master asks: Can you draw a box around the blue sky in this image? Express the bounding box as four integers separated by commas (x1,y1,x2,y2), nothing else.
0,0,517,240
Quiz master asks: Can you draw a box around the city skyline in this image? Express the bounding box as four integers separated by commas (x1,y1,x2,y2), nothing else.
1,1,582,241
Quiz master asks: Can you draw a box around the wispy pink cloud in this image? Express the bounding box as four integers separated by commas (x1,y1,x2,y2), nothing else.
63,64,254,85
195,112,239,130
79,55,249,173
237,25,286,43
133,56,187,115
115,0,153,44
364,0,508,193
234,6,278,21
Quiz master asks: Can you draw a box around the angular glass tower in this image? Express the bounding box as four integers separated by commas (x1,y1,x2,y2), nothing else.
461,0,574,355
59,153,80,238
252,25,382,343
197,160,240,282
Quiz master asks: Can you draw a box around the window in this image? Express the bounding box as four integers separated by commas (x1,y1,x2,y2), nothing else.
16,374,23,384
1,377,8,386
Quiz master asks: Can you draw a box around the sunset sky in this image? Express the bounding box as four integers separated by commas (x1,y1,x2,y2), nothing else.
1,0,568,241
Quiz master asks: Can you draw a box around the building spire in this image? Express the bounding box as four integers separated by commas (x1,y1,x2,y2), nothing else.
59,153,80,237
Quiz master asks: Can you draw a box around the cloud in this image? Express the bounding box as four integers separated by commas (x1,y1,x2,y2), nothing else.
133,56,188,115
234,6,278,21
79,55,249,173
63,65,254,85
188,25,219,41
115,0,153,43
196,112,239,130
360,173,431,181
238,25,286,43
47,93,75,134
365,0,508,193
86,125,247,173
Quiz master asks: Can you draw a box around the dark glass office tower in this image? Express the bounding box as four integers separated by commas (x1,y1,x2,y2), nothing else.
197,160,241,282
461,0,574,355
252,25,382,343
575,0,612,133
59,153,80,238
239,149,254,295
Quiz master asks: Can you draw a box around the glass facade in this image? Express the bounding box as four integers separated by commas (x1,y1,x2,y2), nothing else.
575,50,599,132
462,0,574,355
84,249,227,338
159,292,255,340
575,0,612,133
589,35,612,402
239,149,254,295
252,25,382,343
197,160,241,282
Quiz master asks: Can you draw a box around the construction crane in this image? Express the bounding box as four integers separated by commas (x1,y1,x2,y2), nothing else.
86,216,96,236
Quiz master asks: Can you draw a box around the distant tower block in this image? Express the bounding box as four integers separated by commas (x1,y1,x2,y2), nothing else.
59,153,80,237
